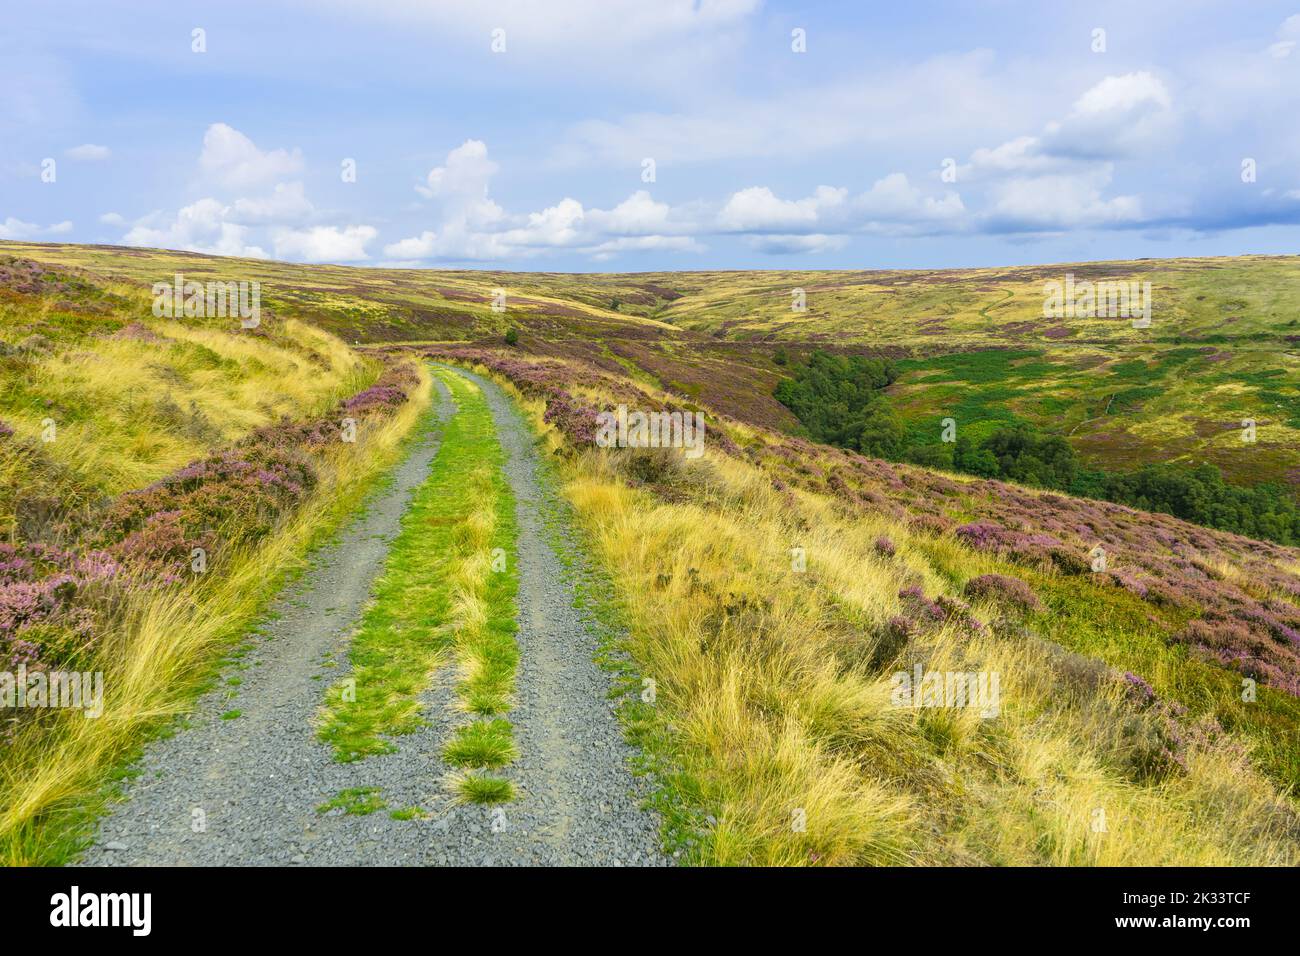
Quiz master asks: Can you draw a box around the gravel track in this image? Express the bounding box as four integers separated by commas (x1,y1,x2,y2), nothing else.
76,367,663,867
439,366,663,866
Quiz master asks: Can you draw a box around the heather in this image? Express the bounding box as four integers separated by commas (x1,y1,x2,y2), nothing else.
8,243,1300,494
1,257,372,528
963,573,1042,612
0,248,439,858
1,359,418,734
0,355,430,863
4,242,1299,866
446,351,1300,865
427,347,1300,704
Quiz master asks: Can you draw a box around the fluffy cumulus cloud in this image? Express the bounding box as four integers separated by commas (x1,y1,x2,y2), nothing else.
123,199,268,259
429,69,1179,257
93,12,1300,265
0,217,73,239
115,124,376,263
948,73,1174,233
231,182,314,224
718,186,847,232
385,142,701,261
982,167,1142,232
716,176,962,247
1043,72,1175,160
11,3,1300,267
272,225,378,262
962,72,1176,178
198,123,303,190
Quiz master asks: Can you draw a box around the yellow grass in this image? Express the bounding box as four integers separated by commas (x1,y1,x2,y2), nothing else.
2,317,367,500
474,363,1300,866
0,364,433,865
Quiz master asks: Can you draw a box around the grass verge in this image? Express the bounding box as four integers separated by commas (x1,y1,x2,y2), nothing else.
0,363,434,865
461,360,1300,866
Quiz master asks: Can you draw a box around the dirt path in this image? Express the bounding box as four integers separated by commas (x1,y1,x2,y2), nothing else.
77,367,662,867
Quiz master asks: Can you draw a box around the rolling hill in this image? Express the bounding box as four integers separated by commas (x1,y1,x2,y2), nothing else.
2,241,1298,865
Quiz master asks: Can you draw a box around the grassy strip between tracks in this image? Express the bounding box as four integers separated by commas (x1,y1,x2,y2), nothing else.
318,367,519,804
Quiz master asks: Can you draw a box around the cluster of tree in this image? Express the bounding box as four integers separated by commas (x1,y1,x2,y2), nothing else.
772,351,903,455
775,350,1300,545
1081,463,1300,546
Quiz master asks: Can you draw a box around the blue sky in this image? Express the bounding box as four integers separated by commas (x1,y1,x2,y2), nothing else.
2,0,1299,270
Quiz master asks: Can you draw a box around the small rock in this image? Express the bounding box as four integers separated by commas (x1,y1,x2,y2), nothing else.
103,841,128,851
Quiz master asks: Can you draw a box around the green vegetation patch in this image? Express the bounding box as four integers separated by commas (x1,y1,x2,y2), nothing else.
317,368,520,765
452,772,514,804
778,350,1300,545
317,787,387,816
443,718,518,769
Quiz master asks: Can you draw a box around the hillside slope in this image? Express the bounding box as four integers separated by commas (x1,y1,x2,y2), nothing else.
420,343,1300,864
3,243,1298,865
7,242,1297,489
0,250,433,863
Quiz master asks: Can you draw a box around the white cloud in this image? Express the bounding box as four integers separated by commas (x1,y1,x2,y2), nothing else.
389,141,704,261
964,136,1056,175
1267,15,1300,56
391,137,974,261
716,176,961,242
232,181,314,223
586,190,686,235
950,73,1176,234
417,139,497,202
198,123,303,190
554,51,1047,167
960,73,1176,183
1043,72,1176,160
982,166,1142,232
122,199,268,258
408,139,506,253
497,198,586,249
99,212,126,226
65,143,110,161
1072,71,1171,116
113,124,379,263
0,217,73,239
854,173,964,225
586,235,704,260
718,186,846,231
272,225,377,262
